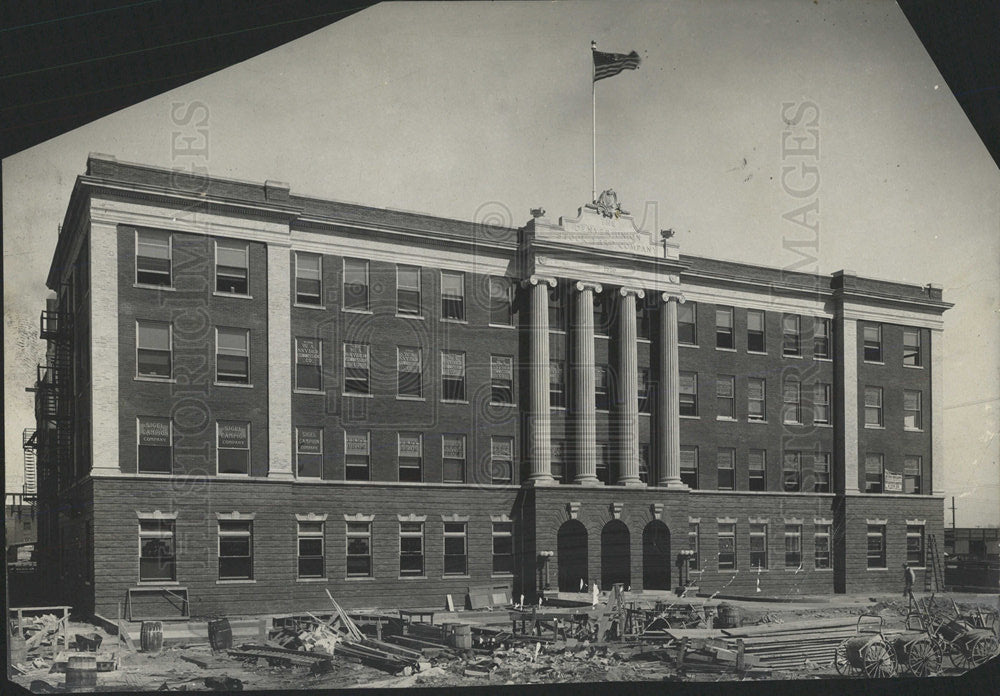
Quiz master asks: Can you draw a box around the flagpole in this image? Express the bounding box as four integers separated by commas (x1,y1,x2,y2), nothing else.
591,40,597,203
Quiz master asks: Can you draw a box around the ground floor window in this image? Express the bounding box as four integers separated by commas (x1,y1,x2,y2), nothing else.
492,521,514,575
906,525,925,566
139,519,175,582
297,521,325,578
346,522,372,577
815,524,832,569
867,524,886,568
718,522,736,570
444,522,468,576
750,523,768,570
399,522,424,576
218,520,253,580
688,522,700,571
784,524,802,568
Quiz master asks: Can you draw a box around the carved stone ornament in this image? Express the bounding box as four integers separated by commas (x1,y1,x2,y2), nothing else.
588,189,629,218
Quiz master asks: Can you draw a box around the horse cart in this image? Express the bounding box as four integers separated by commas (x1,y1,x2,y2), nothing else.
914,596,1000,670
834,614,898,678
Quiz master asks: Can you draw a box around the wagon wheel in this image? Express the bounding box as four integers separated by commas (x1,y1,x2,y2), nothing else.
834,639,860,677
861,641,898,678
967,635,999,668
905,639,942,677
949,641,971,670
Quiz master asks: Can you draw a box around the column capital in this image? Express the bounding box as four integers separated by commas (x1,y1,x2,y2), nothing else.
618,286,645,298
659,291,686,304
574,280,603,293
522,275,558,289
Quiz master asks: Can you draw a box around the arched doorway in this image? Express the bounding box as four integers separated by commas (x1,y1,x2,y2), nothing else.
642,520,671,590
557,520,588,592
601,520,631,588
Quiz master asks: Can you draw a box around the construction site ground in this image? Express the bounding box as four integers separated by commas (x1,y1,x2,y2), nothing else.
9,590,999,691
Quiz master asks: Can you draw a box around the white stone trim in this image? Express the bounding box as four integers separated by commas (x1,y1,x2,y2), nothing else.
905,519,927,526
490,514,513,523
749,517,770,524
90,219,120,475
398,514,427,523
783,518,804,525
344,513,375,522
267,242,294,479
681,284,830,316
841,301,945,330
442,514,470,523
717,516,737,524
866,518,888,526
137,510,178,520
90,195,290,240
813,518,833,526
216,511,256,520
295,513,328,522
840,317,859,493
930,329,944,494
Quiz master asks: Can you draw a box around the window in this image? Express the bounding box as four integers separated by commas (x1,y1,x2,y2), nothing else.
904,390,923,430
550,360,566,408
680,372,698,417
295,252,322,305
596,443,610,485
863,324,883,362
907,525,925,566
639,444,650,484
346,522,372,577
813,452,831,492
750,524,768,570
867,524,886,568
865,453,884,493
217,421,250,475
688,523,700,571
782,314,801,356
747,309,765,353
492,521,514,574
547,283,565,330
680,446,698,488
864,386,883,427
748,450,767,491
489,276,515,326
396,265,422,316
442,435,466,483
551,440,566,482
717,375,735,419
399,522,424,576
441,270,465,320
295,427,323,478
397,347,422,398
218,520,253,580
814,318,831,359
593,292,609,336
490,437,514,485
343,258,370,311
718,523,736,570
297,521,325,579
215,239,249,295
398,433,423,482
137,417,172,473
595,365,610,411
638,368,651,414
903,328,922,367
137,320,171,378
677,302,697,345
345,431,370,481
748,378,766,421
814,383,831,424
782,451,801,492
295,338,323,391
139,519,175,582
904,456,922,494
491,355,514,404
636,296,652,340
441,350,466,401
785,525,802,568
136,230,172,286
716,306,734,349
216,327,250,384
444,522,468,575
344,343,370,395
782,377,801,424
717,448,735,490
815,524,832,569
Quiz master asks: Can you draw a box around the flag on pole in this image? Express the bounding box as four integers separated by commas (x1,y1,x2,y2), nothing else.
592,48,641,82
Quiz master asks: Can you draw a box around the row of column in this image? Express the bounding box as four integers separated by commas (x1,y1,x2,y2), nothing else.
524,275,685,489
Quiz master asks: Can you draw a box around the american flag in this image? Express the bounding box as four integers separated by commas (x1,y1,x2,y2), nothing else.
592,48,641,82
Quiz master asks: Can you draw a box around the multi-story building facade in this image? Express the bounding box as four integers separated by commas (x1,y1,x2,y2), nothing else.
32,155,951,618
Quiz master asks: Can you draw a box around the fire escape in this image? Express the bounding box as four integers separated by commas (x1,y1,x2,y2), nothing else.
34,304,74,494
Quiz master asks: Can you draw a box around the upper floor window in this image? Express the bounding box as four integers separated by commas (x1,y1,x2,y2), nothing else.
596,443,610,485
344,342,370,395
295,338,323,391
748,449,766,491
593,292,609,336
639,444,650,484
814,383,831,424
782,451,801,492
215,239,249,295
548,284,565,330
139,519,175,582
137,320,171,378
295,252,322,306
295,427,323,478
814,452,831,492
442,434,466,484
747,309,765,353
398,433,423,482
717,448,735,490
782,377,802,424
551,440,566,483
345,431,370,481
489,276,514,326
137,416,172,474
748,377,766,421
396,346,422,398
717,375,735,419
217,420,250,475
216,327,250,384
680,446,698,488
677,302,697,345
638,368,651,414
343,258,369,312
595,364,610,411
636,296,652,340
490,355,514,405
136,230,172,287
904,456,922,494
550,360,566,408
865,453,884,493
441,350,466,401
814,318,831,359
441,270,465,321
680,371,698,417
716,306,734,349
864,386,883,427
863,324,883,362
903,328,922,367
782,314,801,356
904,390,923,430
397,265,422,316
490,437,514,485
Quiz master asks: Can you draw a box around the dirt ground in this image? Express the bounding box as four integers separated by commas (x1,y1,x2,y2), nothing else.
9,591,999,691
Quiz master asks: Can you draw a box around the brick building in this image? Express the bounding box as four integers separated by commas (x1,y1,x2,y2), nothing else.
30,155,951,618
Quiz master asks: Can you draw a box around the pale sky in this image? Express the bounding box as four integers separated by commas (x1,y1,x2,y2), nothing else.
4,1,998,525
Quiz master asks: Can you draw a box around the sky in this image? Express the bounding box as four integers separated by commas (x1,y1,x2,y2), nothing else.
4,1,998,525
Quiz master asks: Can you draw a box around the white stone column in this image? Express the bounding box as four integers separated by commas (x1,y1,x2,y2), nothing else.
524,275,557,485
267,243,294,479
836,315,859,493
657,292,686,488
89,219,120,475
616,287,644,487
930,328,944,495
573,281,602,485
